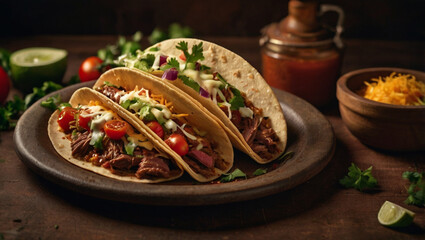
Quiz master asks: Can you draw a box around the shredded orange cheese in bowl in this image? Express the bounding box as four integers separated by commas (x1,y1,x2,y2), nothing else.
358,72,425,106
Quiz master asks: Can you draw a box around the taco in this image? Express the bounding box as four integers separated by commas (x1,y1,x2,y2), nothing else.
115,38,287,164
48,87,184,183
93,68,234,182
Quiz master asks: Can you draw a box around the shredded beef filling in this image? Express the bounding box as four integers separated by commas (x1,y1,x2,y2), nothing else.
70,131,171,179
217,88,281,160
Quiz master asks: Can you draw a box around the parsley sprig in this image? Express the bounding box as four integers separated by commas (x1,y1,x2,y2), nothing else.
402,171,425,207
339,163,378,191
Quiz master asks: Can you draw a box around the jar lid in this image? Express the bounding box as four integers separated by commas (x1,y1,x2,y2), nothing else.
261,0,343,48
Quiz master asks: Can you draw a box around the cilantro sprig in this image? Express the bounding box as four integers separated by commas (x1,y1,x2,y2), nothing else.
1,81,63,130
220,168,247,183
402,171,425,207
339,163,378,191
176,41,204,69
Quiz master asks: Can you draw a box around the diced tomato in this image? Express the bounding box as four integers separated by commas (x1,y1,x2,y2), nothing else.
104,120,128,140
165,133,189,156
146,121,164,139
57,107,77,132
78,113,92,131
179,52,186,61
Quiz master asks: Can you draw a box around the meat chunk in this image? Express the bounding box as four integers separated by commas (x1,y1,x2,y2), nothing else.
136,156,170,179
71,131,92,158
109,154,142,170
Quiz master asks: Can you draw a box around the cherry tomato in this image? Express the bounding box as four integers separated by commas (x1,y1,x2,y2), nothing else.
104,120,128,140
78,56,103,82
78,113,92,131
165,133,189,156
0,66,10,104
57,107,77,132
146,121,164,139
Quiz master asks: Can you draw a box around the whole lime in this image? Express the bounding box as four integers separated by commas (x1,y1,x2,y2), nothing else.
10,48,67,93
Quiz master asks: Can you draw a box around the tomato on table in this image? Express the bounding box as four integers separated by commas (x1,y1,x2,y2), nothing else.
0,66,10,104
146,121,164,139
57,107,77,132
78,56,103,82
165,133,189,156
104,120,128,140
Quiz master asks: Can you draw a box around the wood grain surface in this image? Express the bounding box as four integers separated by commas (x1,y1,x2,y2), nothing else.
1,36,425,240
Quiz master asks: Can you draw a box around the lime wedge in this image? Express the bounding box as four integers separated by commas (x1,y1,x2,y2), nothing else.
378,201,415,227
10,47,67,93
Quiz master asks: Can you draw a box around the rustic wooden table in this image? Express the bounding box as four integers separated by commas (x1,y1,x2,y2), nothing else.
0,36,424,239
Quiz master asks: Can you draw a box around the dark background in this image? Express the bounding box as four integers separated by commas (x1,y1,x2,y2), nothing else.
2,0,425,40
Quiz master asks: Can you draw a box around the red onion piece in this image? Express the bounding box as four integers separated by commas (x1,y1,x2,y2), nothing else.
199,87,210,98
162,68,178,81
159,55,168,66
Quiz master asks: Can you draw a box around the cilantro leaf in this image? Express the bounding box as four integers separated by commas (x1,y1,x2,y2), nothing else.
41,94,62,111
215,73,245,110
229,88,245,110
403,171,425,207
253,168,267,176
179,75,200,92
220,168,247,183
24,81,63,108
339,163,377,191
41,94,71,111
161,57,180,71
176,41,204,68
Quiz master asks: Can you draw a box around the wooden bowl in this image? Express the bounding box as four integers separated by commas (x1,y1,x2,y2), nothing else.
336,67,425,151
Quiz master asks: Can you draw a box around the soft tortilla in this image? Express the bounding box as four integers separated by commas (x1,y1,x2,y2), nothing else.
147,38,287,164
94,68,234,182
48,87,183,183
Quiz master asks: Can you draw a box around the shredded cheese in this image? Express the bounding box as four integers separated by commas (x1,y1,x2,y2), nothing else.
359,72,425,106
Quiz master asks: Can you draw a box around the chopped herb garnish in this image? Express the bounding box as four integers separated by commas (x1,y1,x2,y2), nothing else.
253,168,267,176
220,168,247,183
161,57,180,71
176,41,204,69
54,224,59,230
402,171,425,207
0,95,26,130
179,75,201,92
339,163,377,191
24,81,63,108
229,88,245,110
0,159,5,163
215,73,245,110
